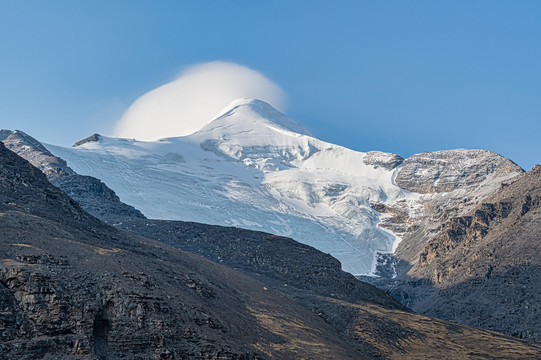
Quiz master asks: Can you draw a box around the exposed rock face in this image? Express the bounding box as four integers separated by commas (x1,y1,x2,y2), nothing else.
395,149,523,194
0,129,75,179
362,151,404,170
373,149,524,268
417,201,513,268
73,133,101,147
363,150,541,343
371,165,541,342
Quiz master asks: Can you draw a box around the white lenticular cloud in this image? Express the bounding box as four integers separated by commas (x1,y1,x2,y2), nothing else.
114,61,287,141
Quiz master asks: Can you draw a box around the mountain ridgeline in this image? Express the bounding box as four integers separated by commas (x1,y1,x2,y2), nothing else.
1,98,539,356
4,135,541,358
42,99,523,276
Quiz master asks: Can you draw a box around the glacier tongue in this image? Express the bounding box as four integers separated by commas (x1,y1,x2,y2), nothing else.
46,98,412,275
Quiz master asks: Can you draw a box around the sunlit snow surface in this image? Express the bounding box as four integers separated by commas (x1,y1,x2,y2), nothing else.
47,99,416,275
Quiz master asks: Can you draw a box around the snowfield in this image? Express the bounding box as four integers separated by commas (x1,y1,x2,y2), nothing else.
47,99,418,275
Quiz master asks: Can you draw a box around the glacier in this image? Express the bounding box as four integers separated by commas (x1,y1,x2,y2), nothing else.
46,98,418,275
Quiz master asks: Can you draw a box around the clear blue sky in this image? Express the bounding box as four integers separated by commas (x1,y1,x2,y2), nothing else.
1,1,539,169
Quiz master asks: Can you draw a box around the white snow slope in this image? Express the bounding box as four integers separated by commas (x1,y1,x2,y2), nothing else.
48,98,416,275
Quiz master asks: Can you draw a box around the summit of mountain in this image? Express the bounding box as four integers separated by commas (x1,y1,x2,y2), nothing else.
203,97,313,137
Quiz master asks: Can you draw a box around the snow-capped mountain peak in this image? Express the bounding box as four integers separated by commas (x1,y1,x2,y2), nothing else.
46,101,409,275
42,99,522,276
206,98,312,137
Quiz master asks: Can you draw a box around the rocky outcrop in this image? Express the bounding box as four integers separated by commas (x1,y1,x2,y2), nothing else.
362,151,404,170
374,165,541,342
0,129,75,179
363,151,541,343
417,201,514,269
376,149,524,269
73,133,101,147
413,165,541,282
395,149,523,194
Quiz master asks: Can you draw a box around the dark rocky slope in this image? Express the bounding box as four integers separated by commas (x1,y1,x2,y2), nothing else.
0,130,144,224
118,219,401,308
113,218,541,359
372,165,541,342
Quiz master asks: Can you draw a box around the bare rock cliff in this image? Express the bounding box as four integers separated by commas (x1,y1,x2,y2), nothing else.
395,149,523,194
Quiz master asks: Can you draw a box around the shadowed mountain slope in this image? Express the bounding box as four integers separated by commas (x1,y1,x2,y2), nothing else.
0,129,144,224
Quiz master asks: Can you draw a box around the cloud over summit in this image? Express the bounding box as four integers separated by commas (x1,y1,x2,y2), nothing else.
114,61,287,141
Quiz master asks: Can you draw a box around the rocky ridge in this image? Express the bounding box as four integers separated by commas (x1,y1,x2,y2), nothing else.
362,151,404,170
0,130,144,224
376,149,523,267
0,129,74,179
73,133,101,147
395,149,522,194
367,164,541,342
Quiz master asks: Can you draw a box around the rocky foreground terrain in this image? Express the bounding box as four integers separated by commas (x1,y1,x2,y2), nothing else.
2,137,541,357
